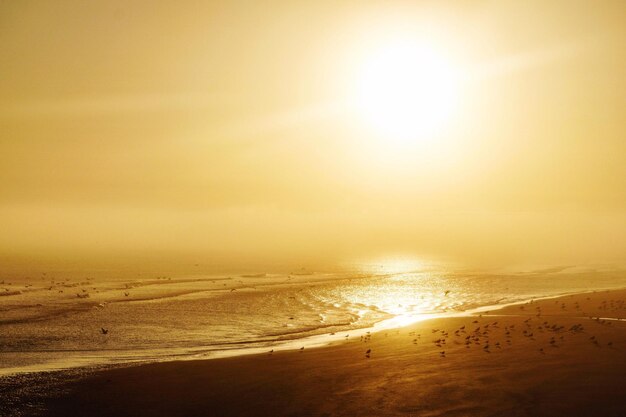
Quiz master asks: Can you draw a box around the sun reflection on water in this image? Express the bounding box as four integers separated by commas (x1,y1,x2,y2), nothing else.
355,257,433,275
331,258,469,328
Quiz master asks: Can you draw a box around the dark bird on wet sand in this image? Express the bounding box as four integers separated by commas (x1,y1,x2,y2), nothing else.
101,328,108,335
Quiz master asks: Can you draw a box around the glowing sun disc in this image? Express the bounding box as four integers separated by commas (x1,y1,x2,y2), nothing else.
355,40,460,141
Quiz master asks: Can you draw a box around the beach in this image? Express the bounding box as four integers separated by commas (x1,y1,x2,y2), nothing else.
6,266,623,376
7,288,624,417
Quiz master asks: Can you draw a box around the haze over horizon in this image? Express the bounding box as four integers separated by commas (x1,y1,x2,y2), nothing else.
1,1,625,272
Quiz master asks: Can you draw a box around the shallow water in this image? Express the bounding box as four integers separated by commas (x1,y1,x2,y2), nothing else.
1,264,625,375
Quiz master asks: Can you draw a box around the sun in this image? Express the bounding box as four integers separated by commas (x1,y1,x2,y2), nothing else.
354,39,460,142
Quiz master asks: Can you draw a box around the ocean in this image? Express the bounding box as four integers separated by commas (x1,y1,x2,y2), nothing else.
1,263,625,376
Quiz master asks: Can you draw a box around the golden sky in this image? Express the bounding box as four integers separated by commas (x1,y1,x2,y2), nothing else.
1,1,625,270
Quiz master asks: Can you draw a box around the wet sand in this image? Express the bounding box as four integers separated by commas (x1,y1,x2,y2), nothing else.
22,289,626,416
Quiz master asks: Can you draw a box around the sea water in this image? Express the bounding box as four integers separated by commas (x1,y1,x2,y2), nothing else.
1,263,625,376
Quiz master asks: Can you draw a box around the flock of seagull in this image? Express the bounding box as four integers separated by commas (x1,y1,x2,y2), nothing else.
320,295,625,360
266,295,624,361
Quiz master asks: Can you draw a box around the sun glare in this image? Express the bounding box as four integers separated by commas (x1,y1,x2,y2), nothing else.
354,40,460,142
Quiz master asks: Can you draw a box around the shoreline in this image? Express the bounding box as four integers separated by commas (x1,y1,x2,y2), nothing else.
2,285,625,378
4,287,626,416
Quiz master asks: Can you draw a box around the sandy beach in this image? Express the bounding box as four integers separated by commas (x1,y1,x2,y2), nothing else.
7,288,619,417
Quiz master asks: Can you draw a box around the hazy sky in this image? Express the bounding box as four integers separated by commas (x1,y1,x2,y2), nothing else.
1,1,625,271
